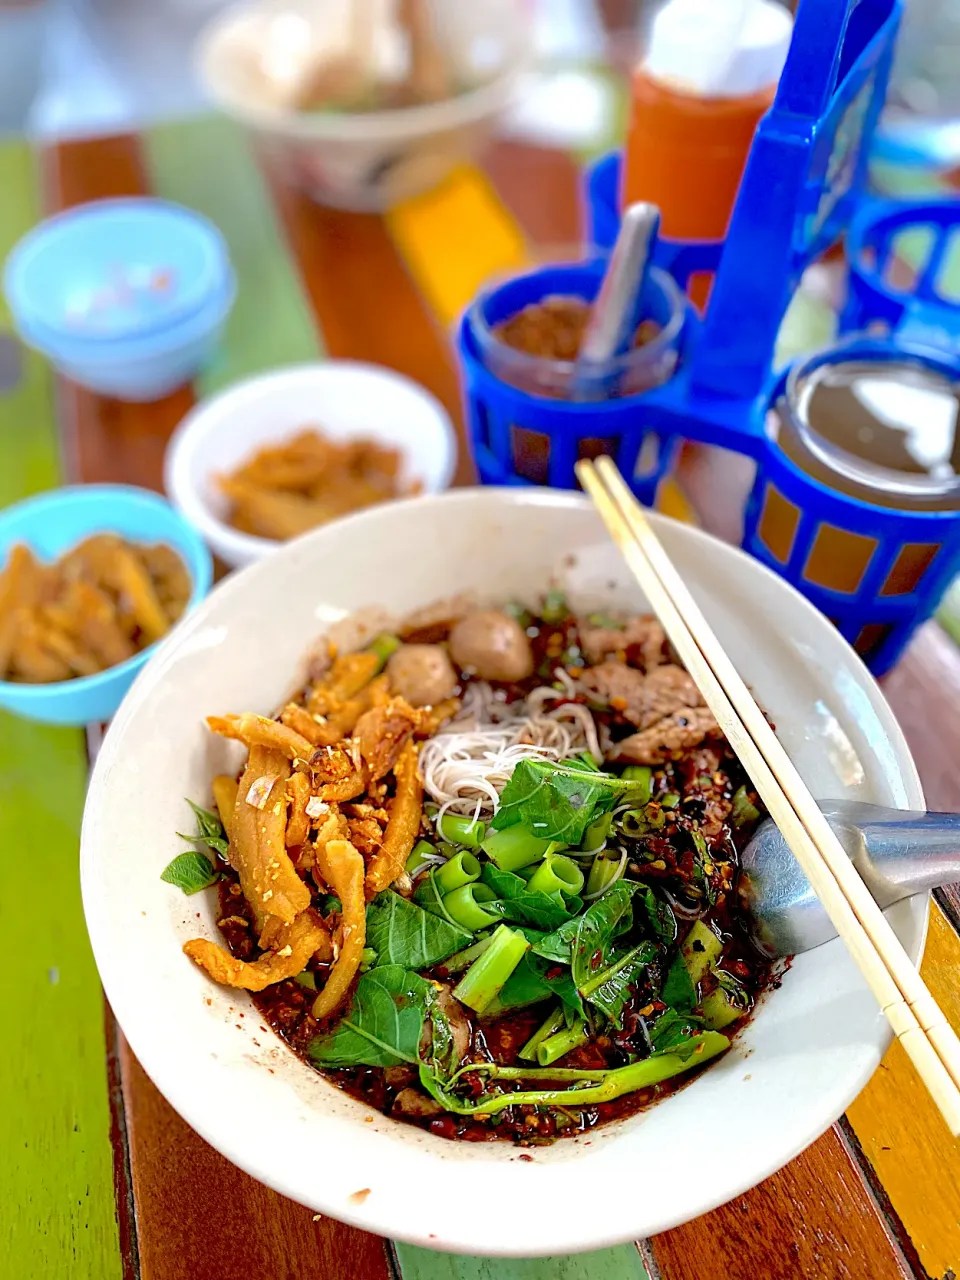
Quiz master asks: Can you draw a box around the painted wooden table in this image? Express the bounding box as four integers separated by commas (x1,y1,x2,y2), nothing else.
5,110,960,1280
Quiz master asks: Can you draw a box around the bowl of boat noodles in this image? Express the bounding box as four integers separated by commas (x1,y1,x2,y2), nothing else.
80,488,925,1255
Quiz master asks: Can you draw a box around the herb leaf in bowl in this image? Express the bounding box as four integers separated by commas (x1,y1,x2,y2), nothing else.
309,965,432,1068
492,758,635,844
366,891,471,969
162,797,228,894
160,851,221,895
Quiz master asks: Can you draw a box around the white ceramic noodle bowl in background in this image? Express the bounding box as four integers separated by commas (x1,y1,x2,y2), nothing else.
163,361,457,568
81,490,925,1256
196,0,533,211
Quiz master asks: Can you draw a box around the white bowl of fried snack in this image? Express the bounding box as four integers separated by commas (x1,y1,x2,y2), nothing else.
164,360,457,568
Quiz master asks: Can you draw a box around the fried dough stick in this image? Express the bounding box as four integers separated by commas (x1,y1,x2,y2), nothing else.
365,740,422,898
183,908,329,991
312,838,366,1020
285,772,311,848
281,673,390,747
207,713,315,764
232,746,311,931
307,651,380,717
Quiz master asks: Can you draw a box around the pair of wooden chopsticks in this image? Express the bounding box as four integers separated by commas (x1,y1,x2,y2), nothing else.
577,455,960,1137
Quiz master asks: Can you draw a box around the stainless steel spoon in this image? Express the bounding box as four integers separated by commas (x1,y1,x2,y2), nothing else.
740,800,960,956
571,201,661,401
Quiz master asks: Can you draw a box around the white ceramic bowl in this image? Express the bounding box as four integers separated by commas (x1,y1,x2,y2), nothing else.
195,0,532,211
163,361,457,568
81,489,925,1257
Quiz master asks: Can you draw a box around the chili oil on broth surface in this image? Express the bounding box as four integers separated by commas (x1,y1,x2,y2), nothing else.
161,592,776,1146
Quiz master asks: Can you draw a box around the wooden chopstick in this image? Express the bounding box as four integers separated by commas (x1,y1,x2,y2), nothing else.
577,457,960,1136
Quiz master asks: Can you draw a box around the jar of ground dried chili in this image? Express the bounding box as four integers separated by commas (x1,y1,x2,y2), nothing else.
458,258,687,494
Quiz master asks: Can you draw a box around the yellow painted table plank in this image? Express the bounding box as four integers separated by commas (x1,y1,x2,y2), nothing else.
847,903,960,1279
386,160,692,519
387,164,528,330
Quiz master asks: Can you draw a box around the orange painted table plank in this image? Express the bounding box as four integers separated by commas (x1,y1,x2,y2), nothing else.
483,140,584,251
262,156,474,485
40,134,193,491
651,1127,912,1280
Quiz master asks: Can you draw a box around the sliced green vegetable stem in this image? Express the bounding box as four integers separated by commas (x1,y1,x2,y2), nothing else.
585,850,624,898
731,784,761,827
537,1019,589,1066
482,825,550,872
438,812,486,849
435,850,481,894
441,934,495,974
368,632,401,669
453,925,530,1014
519,1006,566,1061
541,589,569,623
620,764,652,803
526,853,584,898
406,839,438,877
437,1033,730,1114
442,882,500,931
582,811,613,852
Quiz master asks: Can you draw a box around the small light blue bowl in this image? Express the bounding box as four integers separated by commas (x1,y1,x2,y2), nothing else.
4,197,237,401
4,198,231,342
0,485,213,725
13,271,237,401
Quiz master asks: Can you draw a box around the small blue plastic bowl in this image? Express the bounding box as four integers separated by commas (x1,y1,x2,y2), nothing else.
0,485,213,725
4,197,236,401
13,272,237,401
4,198,231,342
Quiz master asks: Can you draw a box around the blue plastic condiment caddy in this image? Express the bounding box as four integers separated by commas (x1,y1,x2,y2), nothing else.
459,0,960,675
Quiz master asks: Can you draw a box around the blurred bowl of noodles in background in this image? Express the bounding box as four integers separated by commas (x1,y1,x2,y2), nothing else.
196,0,533,211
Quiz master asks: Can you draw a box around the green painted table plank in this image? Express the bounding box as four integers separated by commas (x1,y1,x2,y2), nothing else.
0,142,61,506
0,139,123,1280
142,116,323,396
394,1242,653,1280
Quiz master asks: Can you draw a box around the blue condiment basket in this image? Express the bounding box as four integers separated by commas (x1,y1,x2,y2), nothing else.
842,195,960,353
459,0,960,675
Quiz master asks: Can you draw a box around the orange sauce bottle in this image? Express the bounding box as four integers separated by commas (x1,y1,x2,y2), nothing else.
622,0,793,310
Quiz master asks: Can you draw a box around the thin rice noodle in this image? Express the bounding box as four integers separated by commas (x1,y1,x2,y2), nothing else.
419,679,602,820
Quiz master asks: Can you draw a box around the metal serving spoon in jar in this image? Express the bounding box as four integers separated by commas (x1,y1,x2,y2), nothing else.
740,801,960,956
571,201,661,402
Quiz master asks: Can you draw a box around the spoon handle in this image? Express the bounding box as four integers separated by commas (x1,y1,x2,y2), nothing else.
571,202,660,401
824,802,960,903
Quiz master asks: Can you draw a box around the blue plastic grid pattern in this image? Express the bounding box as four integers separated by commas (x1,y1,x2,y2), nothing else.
842,195,960,351
458,0,960,674
744,351,960,673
